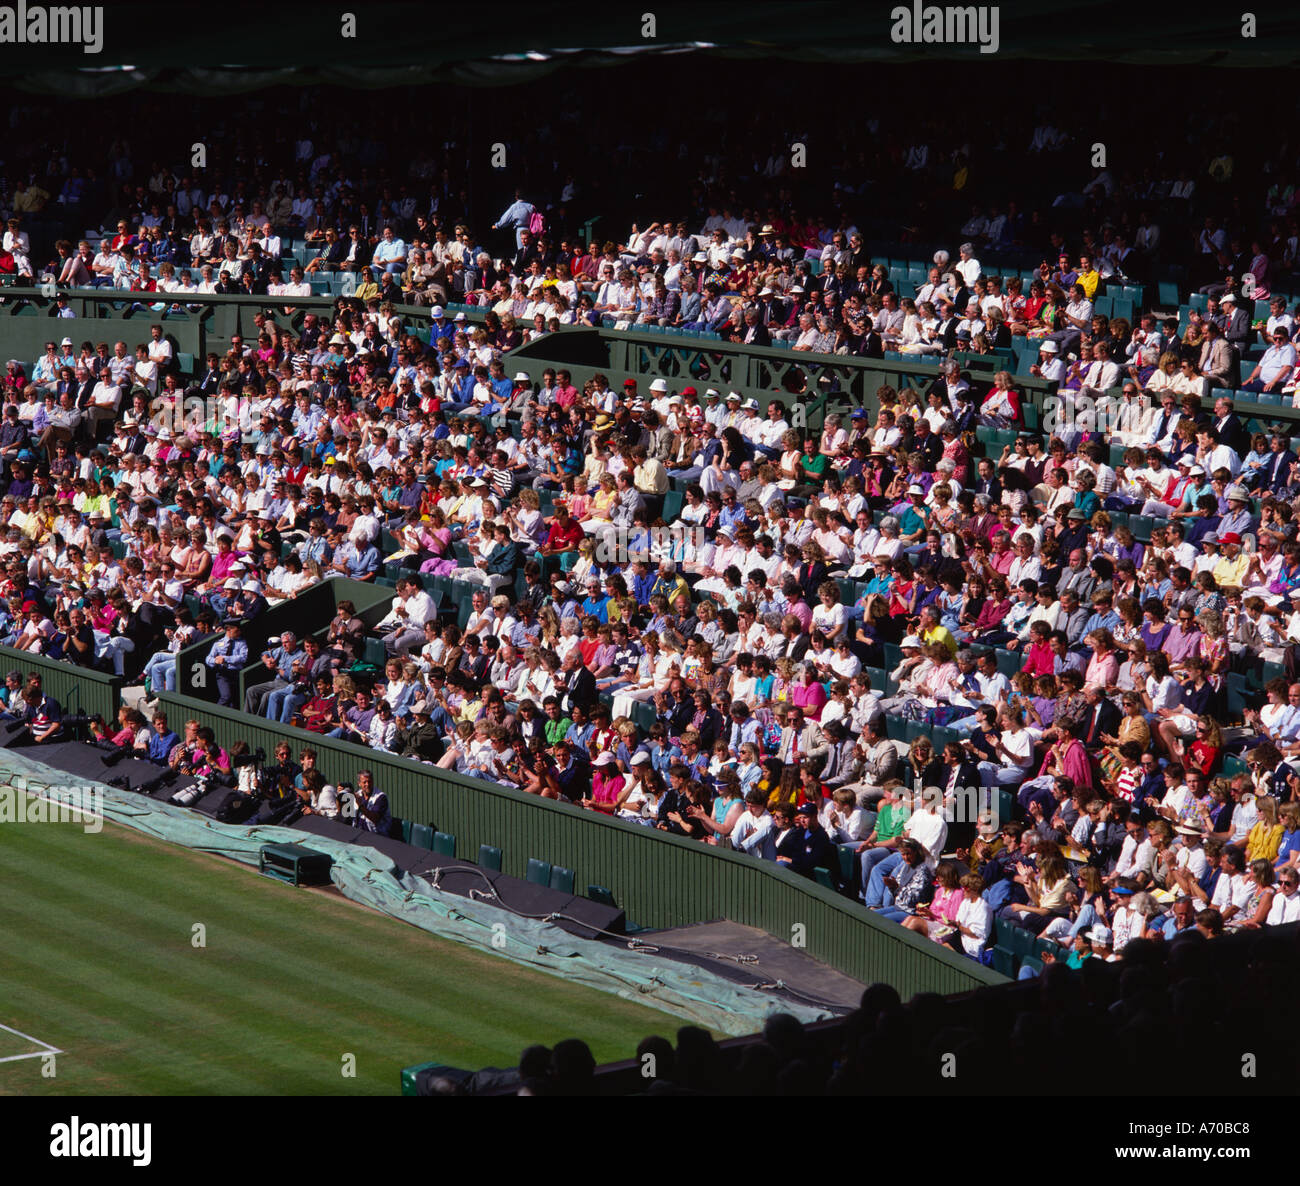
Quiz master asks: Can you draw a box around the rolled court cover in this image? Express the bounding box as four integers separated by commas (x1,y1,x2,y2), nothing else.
0,748,830,1035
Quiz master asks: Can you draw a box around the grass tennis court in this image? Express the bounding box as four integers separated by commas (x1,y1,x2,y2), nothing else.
0,812,675,1094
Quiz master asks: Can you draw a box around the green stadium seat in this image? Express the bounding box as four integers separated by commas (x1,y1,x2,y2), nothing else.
1157,281,1180,308
526,858,552,887
478,845,502,871
400,819,412,844
548,865,575,895
885,716,907,742
1129,515,1154,543
813,867,837,891
432,831,456,857
995,649,1022,678
1020,956,1043,977
661,489,683,522
409,823,434,851
931,725,958,753
989,946,1016,977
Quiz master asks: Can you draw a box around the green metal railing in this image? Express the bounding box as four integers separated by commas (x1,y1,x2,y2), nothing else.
154,688,1002,998
0,643,123,723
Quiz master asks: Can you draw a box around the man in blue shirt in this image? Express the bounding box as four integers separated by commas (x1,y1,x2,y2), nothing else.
492,190,536,248
580,575,609,623
345,539,380,582
243,631,306,716
371,225,407,275
204,622,249,707
147,711,180,765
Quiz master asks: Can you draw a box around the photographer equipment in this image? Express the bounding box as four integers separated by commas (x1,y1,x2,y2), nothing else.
171,773,208,807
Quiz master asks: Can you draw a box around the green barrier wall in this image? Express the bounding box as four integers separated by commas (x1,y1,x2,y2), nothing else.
0,643,123,722
154,689,1003,999
505,325,1061,432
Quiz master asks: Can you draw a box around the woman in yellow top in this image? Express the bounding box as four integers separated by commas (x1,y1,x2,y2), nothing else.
353,266,380,302
1246,795,1284,864
1099,692,1151,780
581,473,619,531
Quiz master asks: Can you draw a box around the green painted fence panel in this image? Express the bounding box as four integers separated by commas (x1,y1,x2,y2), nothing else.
0,643,123,723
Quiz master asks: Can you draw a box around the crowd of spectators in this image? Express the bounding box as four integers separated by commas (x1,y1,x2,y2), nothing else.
1,88,1299,976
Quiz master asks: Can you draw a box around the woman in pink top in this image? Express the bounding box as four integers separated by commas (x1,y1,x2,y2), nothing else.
580,754,629,814
1084,628,1120,693
789,662,827,720
901,861,964,939
1021,620,1056,678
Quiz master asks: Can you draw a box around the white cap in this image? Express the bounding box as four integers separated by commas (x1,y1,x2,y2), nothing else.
1040,340,1059,353
513,372,531,382
630,751,650,766
429,305,445,317
901,635,923,648
224,577,241,590
907,484,925,495
649,378,668,392
60,336,72,346
1220,293,1236,304
726,391,741,402
593,751,616,767
453,312,467,321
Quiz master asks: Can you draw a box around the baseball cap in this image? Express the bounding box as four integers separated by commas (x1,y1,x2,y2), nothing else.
429,305,445,318
1219,532,1242,546
1084,925,1112,945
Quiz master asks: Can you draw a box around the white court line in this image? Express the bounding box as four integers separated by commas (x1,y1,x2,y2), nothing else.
0,1021,64,1062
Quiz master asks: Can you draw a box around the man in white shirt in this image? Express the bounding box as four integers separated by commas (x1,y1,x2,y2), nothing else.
731,788,776,860
87,374,122,436
1079,341,1121,395
1242,329,1297,394
378,577,437,656
1266,869,1300,925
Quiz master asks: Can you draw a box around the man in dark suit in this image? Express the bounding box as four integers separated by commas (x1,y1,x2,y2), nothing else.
558,649,597,716
932,297,960,350
739,308,771,347
1211,395,1250,458
1263,431,1297,494
120,424,148,455
654,681,694,737
1077,686,1121,748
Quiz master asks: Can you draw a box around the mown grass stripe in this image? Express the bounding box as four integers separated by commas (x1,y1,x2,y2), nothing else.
0,814,676,1093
